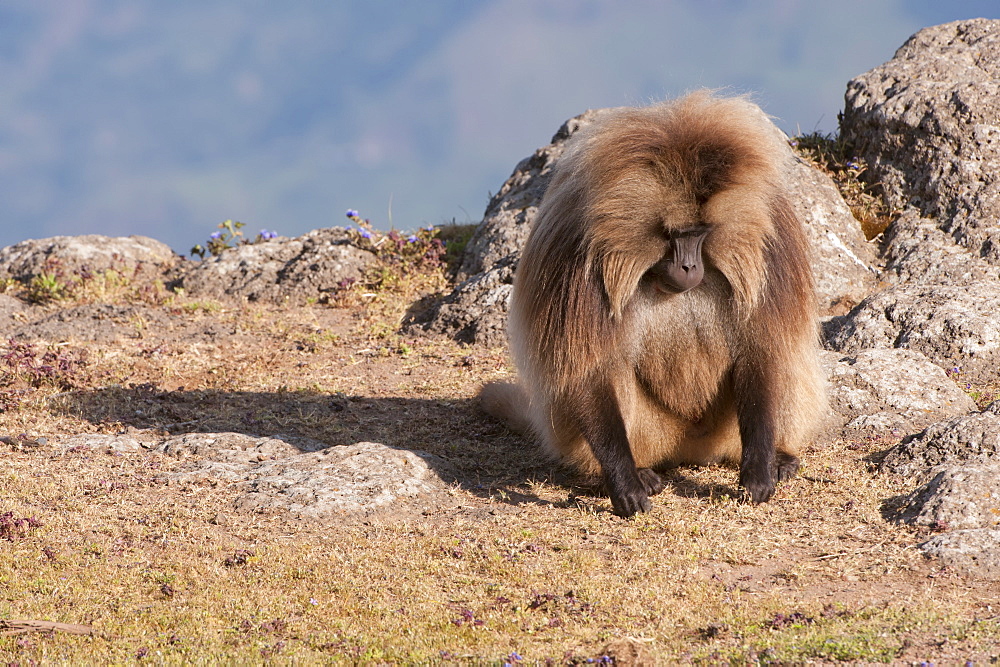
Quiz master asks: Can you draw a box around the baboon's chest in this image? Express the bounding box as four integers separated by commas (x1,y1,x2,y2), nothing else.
631,289,732,419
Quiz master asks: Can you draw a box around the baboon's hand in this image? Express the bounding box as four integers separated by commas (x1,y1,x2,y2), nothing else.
739,465,775,504
606,471,652,517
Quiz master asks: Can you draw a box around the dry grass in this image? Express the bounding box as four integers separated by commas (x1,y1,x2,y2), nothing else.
1,251,999,664
792,133,897,241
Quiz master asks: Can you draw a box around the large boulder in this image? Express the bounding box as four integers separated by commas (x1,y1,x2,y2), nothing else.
842,18,1000,266
835,19,1000,382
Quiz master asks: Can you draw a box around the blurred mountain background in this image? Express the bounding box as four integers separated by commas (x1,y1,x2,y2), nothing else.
1,0,997,253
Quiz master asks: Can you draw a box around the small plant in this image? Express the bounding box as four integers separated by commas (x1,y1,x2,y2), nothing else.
0,510,42,541
791,132,894,240
345,210,447,274
190,221,280,259
190,219,244,259
26,271,67,303
223,549,256,567
0,338,87,410
1,338,86,388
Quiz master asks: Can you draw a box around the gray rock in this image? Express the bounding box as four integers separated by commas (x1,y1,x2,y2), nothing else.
160,440,455,519
153,432,328,461
0,235,180,282
405,254,516,347
919,528,1000,579
821,349,976,434
181,227,377,304
824,281,1000,382
44,432,457,519
881,401,1000,477
879,210,1000,286
55,434,147,452
842,19,1000,265
895,463,1000,530
786,159,878,313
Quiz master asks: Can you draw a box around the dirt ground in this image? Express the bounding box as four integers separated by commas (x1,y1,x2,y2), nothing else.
1,285,999,664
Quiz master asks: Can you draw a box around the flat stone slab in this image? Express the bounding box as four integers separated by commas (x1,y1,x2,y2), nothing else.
51,432,456,519
159,440,454,519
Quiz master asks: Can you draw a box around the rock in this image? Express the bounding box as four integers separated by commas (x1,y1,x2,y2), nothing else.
880,402,1000,477
152,432,328,461
160,440,455,519
824,281,1000,382
919,528,1000,579
55,433,147,452
42,432,458,520
842,19,1000,265
416,98,875,344
180,228,377,304
0,235,180,282
894,463,1000,530
879,210,1000,286
786,159,878,313
150,433,456,518
404,254,516,347
821,349,976,434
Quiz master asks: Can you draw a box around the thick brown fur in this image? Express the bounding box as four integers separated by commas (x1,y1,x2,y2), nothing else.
480,91,827,516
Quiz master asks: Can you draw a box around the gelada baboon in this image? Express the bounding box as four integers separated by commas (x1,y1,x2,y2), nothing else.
480,91,826,517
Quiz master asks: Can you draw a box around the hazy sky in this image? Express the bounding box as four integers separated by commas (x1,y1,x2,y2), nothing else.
2,1,998,253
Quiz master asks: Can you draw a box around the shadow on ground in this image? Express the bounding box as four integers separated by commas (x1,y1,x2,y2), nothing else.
54,384,752,514
51,384,565,507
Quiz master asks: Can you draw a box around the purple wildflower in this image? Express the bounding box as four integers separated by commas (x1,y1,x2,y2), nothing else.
345,209,360,218
406,234,418,243
210,231,223,239
360,229,372,239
